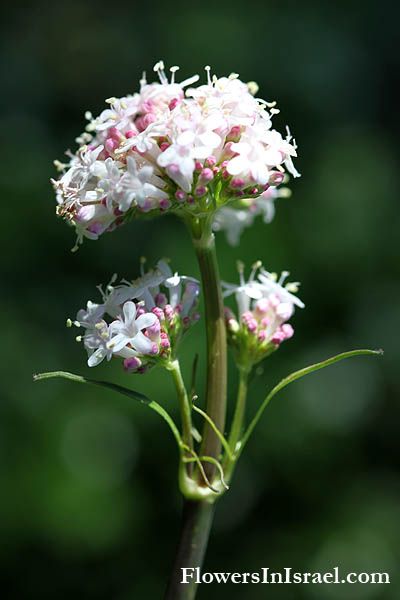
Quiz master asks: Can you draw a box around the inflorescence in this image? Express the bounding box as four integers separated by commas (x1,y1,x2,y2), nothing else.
68,260,200,373
222,262,304,371
52,61,299,250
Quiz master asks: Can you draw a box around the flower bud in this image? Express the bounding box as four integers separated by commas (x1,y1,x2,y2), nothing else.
123,357,142,372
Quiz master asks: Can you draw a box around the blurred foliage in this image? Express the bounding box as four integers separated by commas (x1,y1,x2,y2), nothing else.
0,0,399,598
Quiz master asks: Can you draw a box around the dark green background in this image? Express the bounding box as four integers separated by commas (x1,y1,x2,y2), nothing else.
1,1,399,598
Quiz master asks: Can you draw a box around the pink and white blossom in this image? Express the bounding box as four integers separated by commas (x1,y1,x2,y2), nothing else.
53,62,299,249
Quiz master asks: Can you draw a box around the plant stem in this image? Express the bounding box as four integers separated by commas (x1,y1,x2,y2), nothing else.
228,369,248,454
169,359,193,454
164,499,215,600
189,216,227,482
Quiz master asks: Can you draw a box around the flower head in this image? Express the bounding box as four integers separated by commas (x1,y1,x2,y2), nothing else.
222,262,304,371
69,260,200,373
52,63,299,249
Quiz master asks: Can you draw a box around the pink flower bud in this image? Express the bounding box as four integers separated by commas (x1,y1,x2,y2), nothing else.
198,168,214,185
195,185,207,197
159,198,171,211
125,130,136,139
281,323,294,339
241,311,253,323
248,187,259,196
164,304,175,320
160,336,171,349
226,126,242,142
230,177,245,189
183,316,190,325
123,357,142,372
204,156,216,168
152,307,164,321
175,190,187,202
160,142,170,152
271,330,285,344
194,161,203,172
149,342,159,355
258,330,267,341
247,318,258,333
137,366,148,374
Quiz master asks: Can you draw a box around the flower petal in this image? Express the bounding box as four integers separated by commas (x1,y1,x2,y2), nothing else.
135,312,158,330
131,331,153,354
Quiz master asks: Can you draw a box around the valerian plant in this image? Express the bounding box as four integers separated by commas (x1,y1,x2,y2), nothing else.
34,61,382,600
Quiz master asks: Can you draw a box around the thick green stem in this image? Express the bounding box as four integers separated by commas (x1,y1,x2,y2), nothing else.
190,216,227,481
164,499,215,600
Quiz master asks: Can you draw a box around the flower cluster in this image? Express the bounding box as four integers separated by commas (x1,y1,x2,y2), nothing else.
52,61,299,250
222,263,304,371
69,261,200,373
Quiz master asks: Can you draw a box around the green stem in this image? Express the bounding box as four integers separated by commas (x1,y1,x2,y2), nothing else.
169,359,193,453
164,499,215,600
228,369,249,454
188,216,227,482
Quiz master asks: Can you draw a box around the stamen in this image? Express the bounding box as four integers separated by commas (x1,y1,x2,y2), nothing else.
170,65,179,84
250,260,262,281
153,60,168,84
278,271,290,285
205,65,211,85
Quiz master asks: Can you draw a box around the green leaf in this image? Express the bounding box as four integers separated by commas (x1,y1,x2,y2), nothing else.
239,349,383,455
33,370,182,448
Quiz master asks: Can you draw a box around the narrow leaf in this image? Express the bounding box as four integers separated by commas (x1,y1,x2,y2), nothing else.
34,370,182,447
239,349,383,455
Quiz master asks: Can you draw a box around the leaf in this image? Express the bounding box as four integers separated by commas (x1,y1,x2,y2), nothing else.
33,370,182,448
239,349,383,455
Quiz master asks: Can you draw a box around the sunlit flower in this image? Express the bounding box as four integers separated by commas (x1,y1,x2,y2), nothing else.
69,260,200,372
53,62,299,249
222,262,304,370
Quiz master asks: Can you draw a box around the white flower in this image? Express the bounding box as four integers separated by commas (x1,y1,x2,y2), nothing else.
222,264,264,317
157,143,196,192
107,301,157,354
119,156,168,212
257,269,305,308
83,320,113,367
93,96,140,131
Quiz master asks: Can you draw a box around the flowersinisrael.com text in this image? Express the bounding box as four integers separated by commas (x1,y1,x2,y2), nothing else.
181,567,390,585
